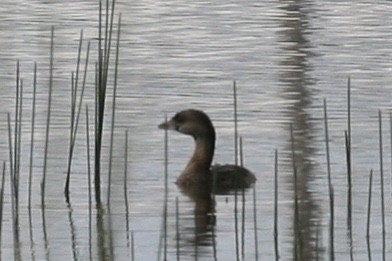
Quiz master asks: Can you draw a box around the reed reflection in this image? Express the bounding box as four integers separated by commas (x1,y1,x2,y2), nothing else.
278,1,321,259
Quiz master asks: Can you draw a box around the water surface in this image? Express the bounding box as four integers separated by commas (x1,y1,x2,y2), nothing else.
0,0,391,260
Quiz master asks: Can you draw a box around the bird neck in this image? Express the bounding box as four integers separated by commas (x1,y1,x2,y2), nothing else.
184,135,215,174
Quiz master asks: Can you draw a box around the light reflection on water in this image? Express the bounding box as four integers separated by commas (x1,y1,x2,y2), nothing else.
0,0,392,260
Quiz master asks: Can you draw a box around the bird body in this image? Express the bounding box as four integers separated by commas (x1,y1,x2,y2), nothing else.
159,109,256,194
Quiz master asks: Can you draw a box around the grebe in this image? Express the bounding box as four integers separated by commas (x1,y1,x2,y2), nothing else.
158,109,256,194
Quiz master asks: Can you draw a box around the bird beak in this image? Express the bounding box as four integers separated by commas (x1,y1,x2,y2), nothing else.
158,118,177,130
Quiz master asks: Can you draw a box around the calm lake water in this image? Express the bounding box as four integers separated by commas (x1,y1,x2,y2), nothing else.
0,0,392,260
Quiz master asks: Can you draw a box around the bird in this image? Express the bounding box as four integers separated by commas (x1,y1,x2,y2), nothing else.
158,109,256,195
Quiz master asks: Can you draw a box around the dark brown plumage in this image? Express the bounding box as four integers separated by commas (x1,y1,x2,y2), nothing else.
159,109,256,194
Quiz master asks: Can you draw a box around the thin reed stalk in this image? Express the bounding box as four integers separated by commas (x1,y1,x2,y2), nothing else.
28,62,37,209
252,183,259,261
345,130,352,219
163,115,169,261
7,113,14,180
175,197,180,261
16,79,23,214
28,201,36,261
42,26,55,207
66,203,78,261
366,170,373,239
41,202,50,261
233,81,240,261
346,77,354,261
323,98,335,260
366,170,373,261
378,110,386,261
10,161,21,261
65,31,91,202
8,83,22,258
239,137,246,259
345,130,354,261
233,80,238,166
239,136,244,167
7,112,18,259
234,178,240,261
329,186,335,261
10,61,23,225
71,72,76,133
124,130,130,250
86,105,93,261
366,233,372,261
14,61,20,195
103,0,116,86
71,73,76,139
8,95,22,261
290,124,301,261
107,13,122,206
0,162,5,249
323,99,333,196
347,77,351,160
95,0,104,207
65,52,78,201
274,149,279,260
390,112,392,198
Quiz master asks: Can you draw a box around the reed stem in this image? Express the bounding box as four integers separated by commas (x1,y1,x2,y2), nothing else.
345,130,354,261
234,177,239,261
107,13,121,206
86,105,93,261
14,60,20,194
390,112,392,199
65,31,90,202
347,77,351,161
28,62,37,210
7,113,14,181
42,26,55,207
175,197,180,261
16,79,23,214
323,99,333,194
239,137,246,259
378,110,386,261
290,124,301,261
366,170,373,239
163,115,168,261
274,149,279,260
0,162,5,249
124,130,130,250
252,183,259,261
95,0,103,207
233,80,238,166
329,186,335,261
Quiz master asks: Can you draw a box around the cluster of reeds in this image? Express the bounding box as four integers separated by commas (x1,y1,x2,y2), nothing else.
321,79,387,261
63,0,122,207
0,1,137,259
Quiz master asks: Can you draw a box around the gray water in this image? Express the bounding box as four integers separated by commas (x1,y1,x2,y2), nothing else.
1,0,392,260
